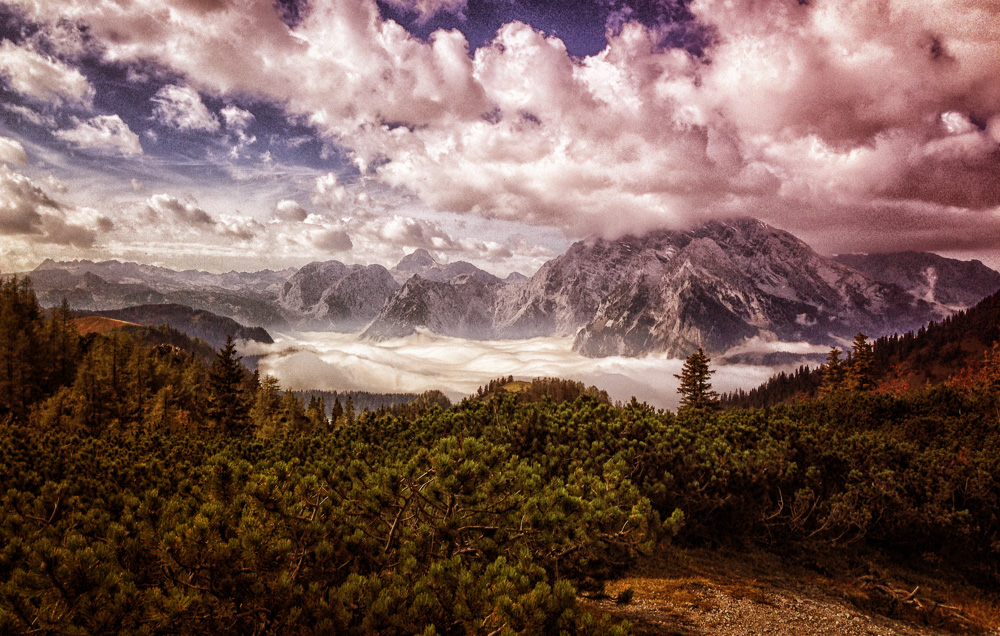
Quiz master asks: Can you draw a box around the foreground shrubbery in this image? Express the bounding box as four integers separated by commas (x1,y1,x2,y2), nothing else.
0,424,655,635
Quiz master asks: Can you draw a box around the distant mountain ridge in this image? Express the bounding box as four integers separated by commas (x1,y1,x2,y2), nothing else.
27,259,290,327
725,285,1000,408
18,221,1000,358
833,251,1000,310
77,304,273,351
365,219,984,357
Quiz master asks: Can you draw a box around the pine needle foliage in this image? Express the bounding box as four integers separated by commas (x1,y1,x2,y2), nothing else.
675,347,719,412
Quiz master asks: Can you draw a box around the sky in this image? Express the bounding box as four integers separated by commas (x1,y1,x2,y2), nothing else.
0,0,999,276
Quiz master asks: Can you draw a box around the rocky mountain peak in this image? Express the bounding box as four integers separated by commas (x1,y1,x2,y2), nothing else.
395,248,437,272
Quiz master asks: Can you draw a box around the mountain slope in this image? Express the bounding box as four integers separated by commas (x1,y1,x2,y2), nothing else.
27,261,288,327
363,274,501,340
573,219,934,357
78,304,273,350
834,251,1000,309
724,286,1000,407
365,219,989,358
391,249,503,285
279,261,399,330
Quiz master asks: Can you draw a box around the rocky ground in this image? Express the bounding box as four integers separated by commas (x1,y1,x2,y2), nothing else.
582,549,1000,636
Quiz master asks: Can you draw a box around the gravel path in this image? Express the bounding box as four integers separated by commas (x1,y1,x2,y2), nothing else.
581,549,998,636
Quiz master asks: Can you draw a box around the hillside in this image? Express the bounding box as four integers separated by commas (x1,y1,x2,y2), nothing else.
77,303,273,350
724,287,1000,408
73,315,139,335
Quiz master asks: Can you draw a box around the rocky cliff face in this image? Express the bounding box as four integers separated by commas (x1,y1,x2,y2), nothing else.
28,222,998,359
279,261,400,330
366,218,952,357
834,251,1000,310
363,274,502,340
572,220,934,357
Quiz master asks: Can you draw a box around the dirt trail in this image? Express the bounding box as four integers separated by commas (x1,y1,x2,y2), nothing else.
582,549,999,636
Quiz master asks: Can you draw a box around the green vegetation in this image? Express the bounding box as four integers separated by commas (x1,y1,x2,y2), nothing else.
1,277,998,634
675,347,719,412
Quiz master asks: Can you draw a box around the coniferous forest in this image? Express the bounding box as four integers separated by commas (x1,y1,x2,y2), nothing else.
1,275,999,634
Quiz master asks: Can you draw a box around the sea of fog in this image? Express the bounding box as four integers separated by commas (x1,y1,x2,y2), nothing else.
240,330,828,411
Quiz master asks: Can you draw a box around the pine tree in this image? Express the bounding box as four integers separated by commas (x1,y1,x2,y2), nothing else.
819,347,845,395
845,332,876,392
208,336,251,434
250,375,282,438
331,396,344,426
344,395,355,426
675,347,719,412
305,395,328,431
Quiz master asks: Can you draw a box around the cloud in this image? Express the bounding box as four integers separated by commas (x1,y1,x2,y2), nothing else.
0,138,28,165
7,0,1000,255
146,193,215,226
152,84,221,132
0,164,55,234
311,227,353,252
251,330,796,410
54,115,144,157
274,199,309,222
0,165,101,246
378,215,457,250
311,172,347,209
38,214,97,247
0,39,94,107
220,105,254,130
3,104,59,128
218,213,263,241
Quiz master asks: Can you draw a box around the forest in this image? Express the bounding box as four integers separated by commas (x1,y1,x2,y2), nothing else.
1,274,998,634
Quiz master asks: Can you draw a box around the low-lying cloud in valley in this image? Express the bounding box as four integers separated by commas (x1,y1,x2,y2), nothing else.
245,330,826,410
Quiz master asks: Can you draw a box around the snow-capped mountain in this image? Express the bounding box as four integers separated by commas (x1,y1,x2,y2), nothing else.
19,222,999,359
834,251,1000,311
572,219,936,357
365,219,983,358
26,259,291,327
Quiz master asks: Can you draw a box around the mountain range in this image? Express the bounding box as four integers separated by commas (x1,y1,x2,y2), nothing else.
16,219,1000,358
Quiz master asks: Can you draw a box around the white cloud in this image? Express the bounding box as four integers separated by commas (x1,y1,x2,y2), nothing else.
378,215,457,250
0,39,94,107
0,137,28,165
147,193,215,226
220,105,254,130
218,213,263,241
0,165,99,246
251,331,793,410
54,115,144,157
311,227,353,252
0,164,53,233
274,199,309,222
7,0,1000,254
152,84,220,132
3,104,58,128
311,172,348,209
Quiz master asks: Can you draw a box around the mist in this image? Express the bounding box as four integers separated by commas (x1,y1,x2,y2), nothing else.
242,330,826,410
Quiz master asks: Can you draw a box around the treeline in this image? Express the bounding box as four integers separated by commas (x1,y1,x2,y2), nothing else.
725,287,1000,407
291,389,424,418
475,376,613,405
